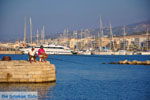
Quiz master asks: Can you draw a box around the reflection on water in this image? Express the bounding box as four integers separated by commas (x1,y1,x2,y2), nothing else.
0,83,56,100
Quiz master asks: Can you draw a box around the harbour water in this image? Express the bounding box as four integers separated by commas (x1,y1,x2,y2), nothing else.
0,55,150,100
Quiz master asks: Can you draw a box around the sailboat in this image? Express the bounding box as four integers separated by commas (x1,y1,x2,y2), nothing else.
116,26,134,55
140,28,150,55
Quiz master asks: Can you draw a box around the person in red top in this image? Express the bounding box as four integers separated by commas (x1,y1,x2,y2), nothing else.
38,45,48,62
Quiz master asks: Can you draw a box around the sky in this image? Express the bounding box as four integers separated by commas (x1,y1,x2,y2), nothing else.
0,0,150,41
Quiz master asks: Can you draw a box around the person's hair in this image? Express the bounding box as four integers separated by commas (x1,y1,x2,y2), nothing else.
31,47,34,50
40,45,43,48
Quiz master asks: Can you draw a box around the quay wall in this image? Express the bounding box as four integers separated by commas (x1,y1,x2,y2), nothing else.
0,61,56,83
94,52,134,55
0,51,23,54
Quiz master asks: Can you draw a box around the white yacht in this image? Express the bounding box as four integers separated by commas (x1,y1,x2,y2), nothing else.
19,44,73,55
77,50,92,55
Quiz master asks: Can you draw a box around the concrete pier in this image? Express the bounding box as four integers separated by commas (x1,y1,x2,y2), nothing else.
0,60,56,83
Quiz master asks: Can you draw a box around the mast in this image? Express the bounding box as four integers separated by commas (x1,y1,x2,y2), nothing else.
43,26,45,41
80,29,83,50
29,17,33,44
66,28,69,47
146,28,149,51
63,28,69,46
63,28,67,38
123,26,126,50
109,22,114,51
99,16,103,51
66,28,69,39
73,30,78,50
24,17,27,43
41,26,45,43
100,16,104,37
80,29,83,39
36,29,39,44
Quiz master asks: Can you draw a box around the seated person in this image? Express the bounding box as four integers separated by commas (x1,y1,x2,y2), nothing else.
28,47,37,63
38,45,48,62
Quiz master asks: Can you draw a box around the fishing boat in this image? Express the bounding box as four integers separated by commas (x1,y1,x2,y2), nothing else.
19,44,73,55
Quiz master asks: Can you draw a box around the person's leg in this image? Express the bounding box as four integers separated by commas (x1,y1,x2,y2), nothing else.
31,56,35,63
43,54,48,62
29,55,32,63
39,57,41,62
43,57,46,62
34,55,36,62
39,55,42,62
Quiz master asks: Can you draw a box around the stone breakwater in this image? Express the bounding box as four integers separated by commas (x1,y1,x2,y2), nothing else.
0,60,56,83
109,60,150,65
0,51,23,54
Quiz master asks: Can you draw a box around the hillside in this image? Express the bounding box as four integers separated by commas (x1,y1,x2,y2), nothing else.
46,20,150,39
92,20,150,37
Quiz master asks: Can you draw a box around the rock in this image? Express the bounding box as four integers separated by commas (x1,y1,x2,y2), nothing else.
126,61,132,64
145,60,150,65
119,60,128,64
130,60,137,65
110,60,150,65
142,61,150,65
109,62,118,64
1,56,11,61
136,61,142,65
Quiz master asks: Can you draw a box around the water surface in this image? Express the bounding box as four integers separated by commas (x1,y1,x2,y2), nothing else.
0,55,150,100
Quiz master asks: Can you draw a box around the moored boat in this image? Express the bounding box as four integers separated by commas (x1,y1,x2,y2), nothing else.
19,44,73,55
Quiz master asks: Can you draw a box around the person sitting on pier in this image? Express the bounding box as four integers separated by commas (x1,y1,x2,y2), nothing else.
38,45,48,62
28,47,37,63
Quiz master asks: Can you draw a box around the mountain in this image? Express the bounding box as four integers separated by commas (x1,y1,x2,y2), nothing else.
92,20,150,37
47,20,150,39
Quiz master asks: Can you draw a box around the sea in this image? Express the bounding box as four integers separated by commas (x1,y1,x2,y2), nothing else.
0,54,150,100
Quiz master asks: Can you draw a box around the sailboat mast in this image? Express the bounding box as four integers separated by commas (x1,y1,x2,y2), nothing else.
29,17,32,44
41,26,45,43
80,29,83,39
24,17,27,43
63,28,66,38
109,22,114,51
123,26,126,50
36,29,39,44
100,16,104,37
66,28,69,47
99,16,103,51
146,28,149,51
43,26,45,42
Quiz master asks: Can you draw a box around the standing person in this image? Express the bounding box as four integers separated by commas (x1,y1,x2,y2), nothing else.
28,47,37,63
38,45,48,62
